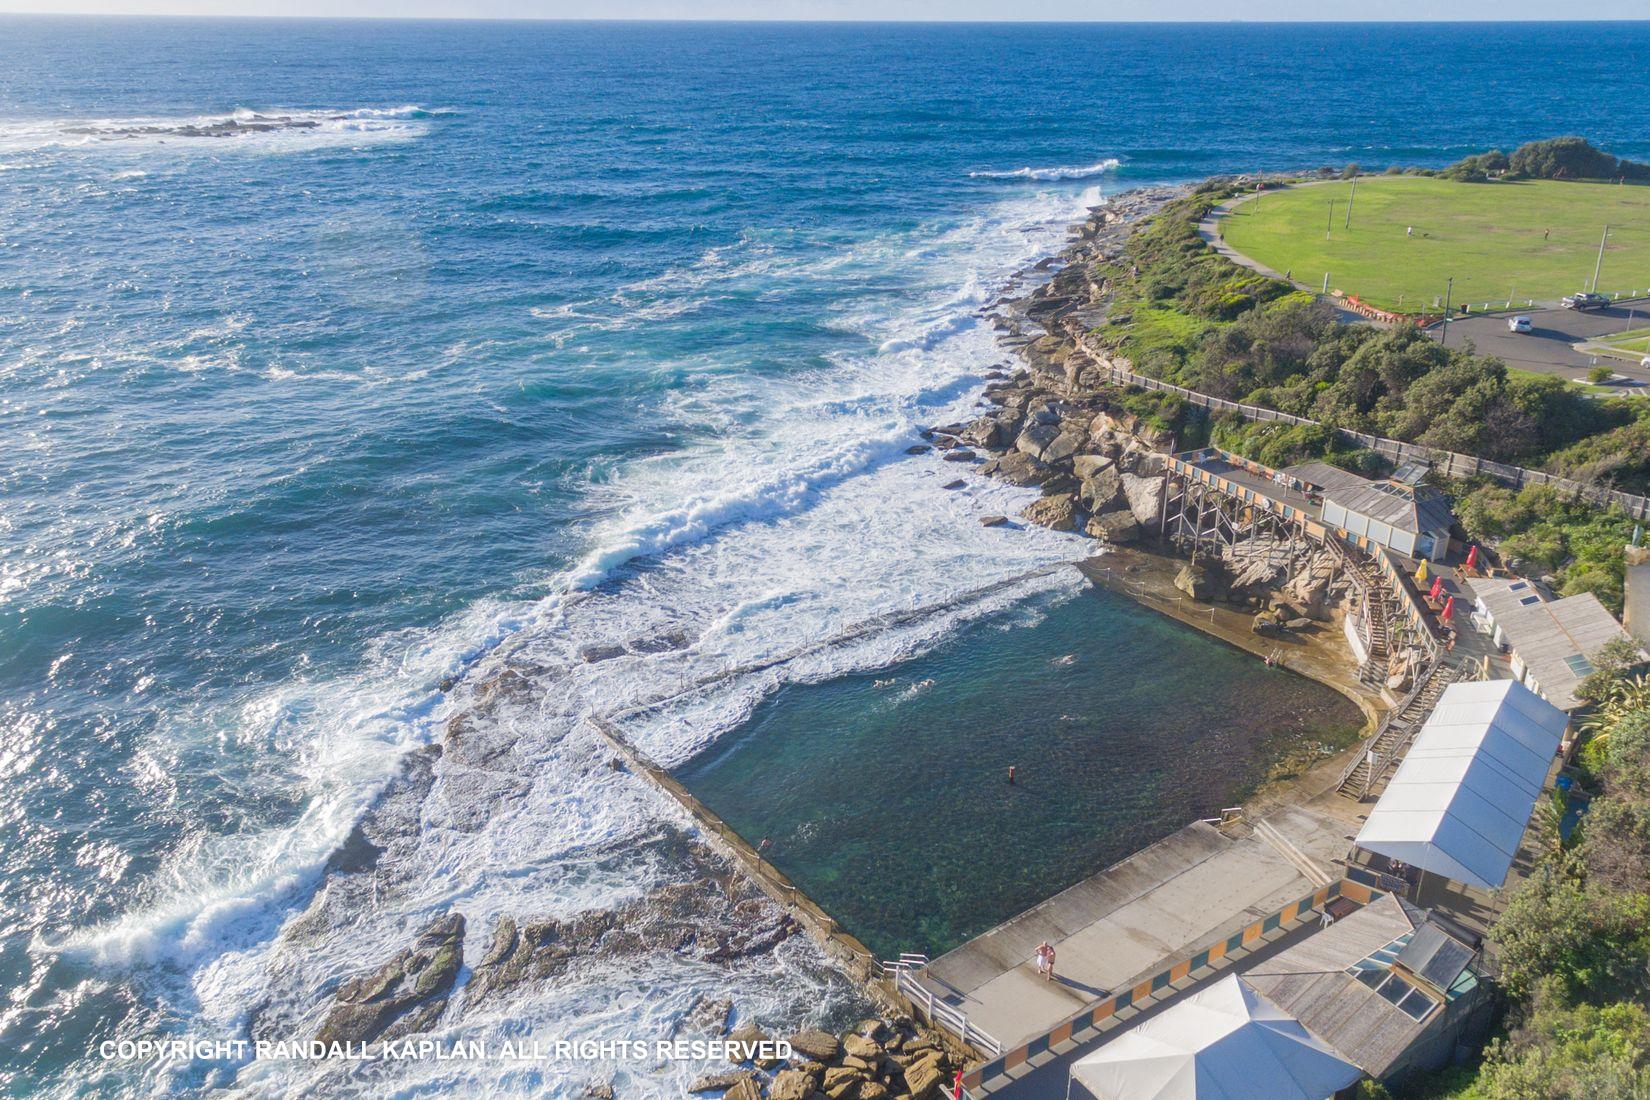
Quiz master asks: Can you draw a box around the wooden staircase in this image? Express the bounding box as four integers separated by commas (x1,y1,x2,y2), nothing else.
1337,660,1461,801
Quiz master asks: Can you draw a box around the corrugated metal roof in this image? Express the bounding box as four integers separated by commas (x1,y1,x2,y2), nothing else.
1324,481,1454,536
1282,461,1374,495
1495,591,1640,711
1242,895,1429,1078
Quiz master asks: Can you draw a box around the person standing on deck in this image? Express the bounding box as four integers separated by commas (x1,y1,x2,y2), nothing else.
1035,941,1056,981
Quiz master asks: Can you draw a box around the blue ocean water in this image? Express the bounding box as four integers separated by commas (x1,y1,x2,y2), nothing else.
2,17,1647,1097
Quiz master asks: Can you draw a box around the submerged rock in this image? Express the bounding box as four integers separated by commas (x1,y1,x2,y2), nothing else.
314,912,464,1046
464,846,796,1007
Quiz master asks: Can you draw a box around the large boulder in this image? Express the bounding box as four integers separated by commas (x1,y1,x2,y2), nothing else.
690,1071,755,1094
1085,510,1141,544
842,1033,883,1061
1014,423,1061,461
822,1066,864,1100
903,1052,948,1100
1119,473,1166,525
787,1029,841,1063
1040,429,1085,466
960,416,1008,450
1072,454,1114,480
1078,467,1123,512
980,451,1050,488
769,1068,820,1100
1021,493,1082,532
1174,563,1212,600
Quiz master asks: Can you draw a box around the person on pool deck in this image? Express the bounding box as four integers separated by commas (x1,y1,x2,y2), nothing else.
1035,941,1056,981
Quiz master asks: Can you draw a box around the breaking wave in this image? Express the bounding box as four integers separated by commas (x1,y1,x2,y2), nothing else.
0,105,445,154
970,157,1121,181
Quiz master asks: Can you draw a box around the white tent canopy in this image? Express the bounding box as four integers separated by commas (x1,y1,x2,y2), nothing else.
1356,678,1567,890
1070,975,1363,1100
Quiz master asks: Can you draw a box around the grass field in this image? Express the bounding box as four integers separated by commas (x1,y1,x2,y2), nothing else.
1597,326,1650,354
1219,176,1650,313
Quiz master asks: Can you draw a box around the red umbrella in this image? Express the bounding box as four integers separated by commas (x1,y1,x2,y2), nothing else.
1441,596,1456,623
1465,545,1479,570
1429,576,1445,601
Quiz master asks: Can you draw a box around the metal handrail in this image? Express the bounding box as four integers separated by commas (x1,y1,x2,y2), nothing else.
884,959,1003,1057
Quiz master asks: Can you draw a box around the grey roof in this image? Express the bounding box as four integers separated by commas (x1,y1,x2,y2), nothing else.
1242,895,1443,1078
1281,461,1374,496
1472,577,1547,624
1325,481,1454,536
1494,591,1642,711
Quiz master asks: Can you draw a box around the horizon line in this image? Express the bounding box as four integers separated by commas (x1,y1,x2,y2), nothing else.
4,10,1650,22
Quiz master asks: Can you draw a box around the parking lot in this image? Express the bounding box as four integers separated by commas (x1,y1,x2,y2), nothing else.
1438,298,1650,393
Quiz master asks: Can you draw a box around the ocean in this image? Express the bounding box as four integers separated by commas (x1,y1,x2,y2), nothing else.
2,16,1646,1097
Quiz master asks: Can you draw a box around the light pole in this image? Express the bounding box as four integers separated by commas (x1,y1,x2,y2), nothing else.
1326,201,1335,239
1592,225,1611,293
1440,277,1454,347
1344,179,1357,229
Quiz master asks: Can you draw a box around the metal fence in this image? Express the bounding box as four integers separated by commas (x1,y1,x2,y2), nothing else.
1089,358,1650,520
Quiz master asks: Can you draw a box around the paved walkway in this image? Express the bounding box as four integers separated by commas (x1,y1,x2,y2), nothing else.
914,802,1355,1056
982,916,1322,1100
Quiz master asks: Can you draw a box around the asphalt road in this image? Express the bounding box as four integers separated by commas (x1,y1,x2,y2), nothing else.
1434,299,1650,392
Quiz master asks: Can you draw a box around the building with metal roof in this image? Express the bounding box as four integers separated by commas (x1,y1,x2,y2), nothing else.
1471,581,1641,711
1320,481,1454,563
1355,679,1566,890
1242,894,1492,1089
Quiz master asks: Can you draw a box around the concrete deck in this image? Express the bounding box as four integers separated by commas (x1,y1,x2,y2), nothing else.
915,802,1354,1054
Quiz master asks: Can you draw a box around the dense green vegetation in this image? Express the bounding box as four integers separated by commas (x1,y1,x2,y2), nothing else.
1218,175,1650,311
1438,139,1650,185
1093,187,1650,611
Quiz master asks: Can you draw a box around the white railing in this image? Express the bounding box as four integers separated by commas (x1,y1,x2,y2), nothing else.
881,956,1003,1058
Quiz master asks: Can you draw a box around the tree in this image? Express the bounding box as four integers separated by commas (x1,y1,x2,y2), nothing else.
1506,137,1650,182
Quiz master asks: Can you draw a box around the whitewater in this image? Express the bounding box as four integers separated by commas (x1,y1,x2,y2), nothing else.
8,18,1646,1098
18,110,1109,1099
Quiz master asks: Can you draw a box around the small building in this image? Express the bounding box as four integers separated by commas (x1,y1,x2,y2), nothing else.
1471,580,1642,711
1281,463,1454,562
1243,893,1493,1090
1320,481,1454,563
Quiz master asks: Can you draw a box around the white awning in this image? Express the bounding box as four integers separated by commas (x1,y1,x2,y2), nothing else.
1070,975,1363,1100
1356,678,1567,890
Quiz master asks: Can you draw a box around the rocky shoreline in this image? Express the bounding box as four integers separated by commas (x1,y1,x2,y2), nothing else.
279,184,1377,1100
931,186,1364,648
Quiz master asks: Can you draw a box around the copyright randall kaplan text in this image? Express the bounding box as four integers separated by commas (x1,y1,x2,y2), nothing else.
97,1037,795,1063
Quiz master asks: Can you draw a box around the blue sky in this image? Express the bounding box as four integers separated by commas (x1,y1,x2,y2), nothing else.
2,1,1648,18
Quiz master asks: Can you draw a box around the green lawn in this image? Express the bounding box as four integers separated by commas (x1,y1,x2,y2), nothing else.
1220,176,1650,313
1596,326,1650,354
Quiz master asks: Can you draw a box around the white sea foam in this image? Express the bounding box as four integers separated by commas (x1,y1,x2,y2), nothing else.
48,178,1111,1096
970,157,1121,181
0,105,443,155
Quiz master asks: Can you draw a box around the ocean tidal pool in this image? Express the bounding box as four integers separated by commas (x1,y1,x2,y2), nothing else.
675,580,1364,961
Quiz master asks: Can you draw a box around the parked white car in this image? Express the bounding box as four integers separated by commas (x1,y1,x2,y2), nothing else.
1508,315,1532,333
